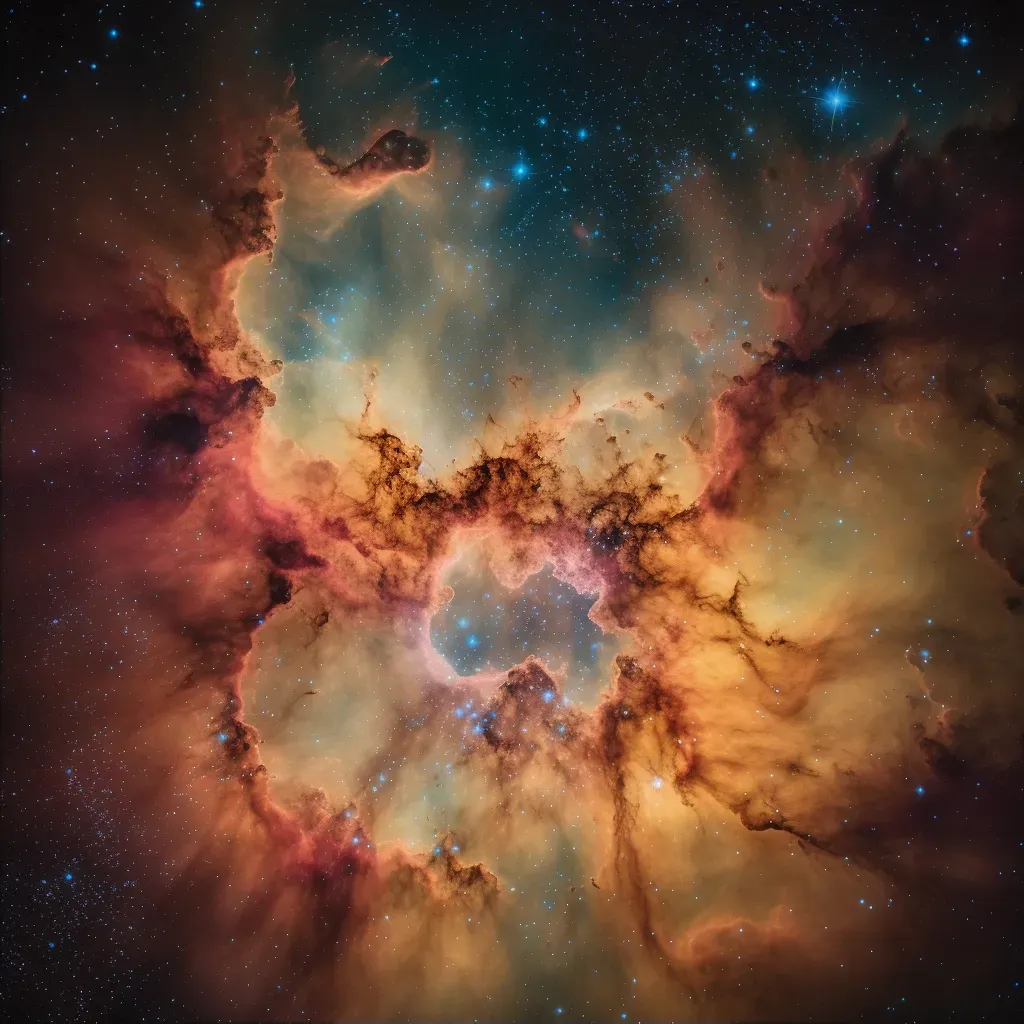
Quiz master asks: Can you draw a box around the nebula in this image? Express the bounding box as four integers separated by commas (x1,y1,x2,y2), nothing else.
4,21,1024,1024
313,128,432,192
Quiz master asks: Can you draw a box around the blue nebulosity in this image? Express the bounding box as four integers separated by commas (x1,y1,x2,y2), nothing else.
234,9,997,442
431,563,619,704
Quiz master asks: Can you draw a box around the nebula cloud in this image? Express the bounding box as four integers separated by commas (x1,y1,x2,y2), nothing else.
4,30,1023,1024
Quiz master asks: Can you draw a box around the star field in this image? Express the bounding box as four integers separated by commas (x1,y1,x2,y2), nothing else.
3,2,1024,1022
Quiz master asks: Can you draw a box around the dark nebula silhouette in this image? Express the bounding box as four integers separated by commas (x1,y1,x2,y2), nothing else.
314,128,432,193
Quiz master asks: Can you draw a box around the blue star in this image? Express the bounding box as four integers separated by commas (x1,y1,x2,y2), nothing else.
480,178,493,191
108,28,119,39
577,128,588,140
747,77,759,90
538,116,547,126
466,634,480,648
513,162,529,179
825,89,846,112
958,34,970,47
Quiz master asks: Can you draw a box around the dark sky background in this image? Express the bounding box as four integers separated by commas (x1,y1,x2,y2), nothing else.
3,2,1024,1022
8,1,1014,371
261,1,1007,363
